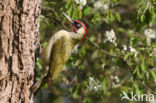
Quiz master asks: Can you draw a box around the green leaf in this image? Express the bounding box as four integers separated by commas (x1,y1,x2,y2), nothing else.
107,11,115,22
83,97,91,103
136,66,142,79
102,79,107,90
41,42,47,48
36,62,42,69
80,47,86,58
151,71,156,81
72,8,78,20
35,58,43,71
49,1,56,5
112,0,118,2
130,37,137,46
140,14,145,22
141,58,147,73
146,72,149,80
121,86,129,95
83,6,92,16
78,6,82,19
115,13,121,22
124,53,132,60
136,88,143,95
67,6,73,17
91,13,101,24
65,0,72,8
149,6,155,15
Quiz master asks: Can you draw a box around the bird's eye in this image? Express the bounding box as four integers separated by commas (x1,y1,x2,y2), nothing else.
74,22,82,29
77,23,81,27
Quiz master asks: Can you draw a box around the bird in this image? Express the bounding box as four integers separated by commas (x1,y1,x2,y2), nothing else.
31,13,87,94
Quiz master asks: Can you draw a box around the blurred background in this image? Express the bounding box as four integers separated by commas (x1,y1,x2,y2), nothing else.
34,0,156,103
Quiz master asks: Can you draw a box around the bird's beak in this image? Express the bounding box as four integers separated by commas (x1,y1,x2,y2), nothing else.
63,13,74,25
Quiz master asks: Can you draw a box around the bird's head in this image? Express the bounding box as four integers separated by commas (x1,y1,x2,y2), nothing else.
63,13,87,41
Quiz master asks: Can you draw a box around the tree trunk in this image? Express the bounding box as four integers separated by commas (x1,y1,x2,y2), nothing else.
0,0,41,102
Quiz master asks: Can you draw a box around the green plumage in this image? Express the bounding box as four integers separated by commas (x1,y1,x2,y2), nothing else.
49,35,76,80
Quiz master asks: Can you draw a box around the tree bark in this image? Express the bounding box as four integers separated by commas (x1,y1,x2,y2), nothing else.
0,0,41,103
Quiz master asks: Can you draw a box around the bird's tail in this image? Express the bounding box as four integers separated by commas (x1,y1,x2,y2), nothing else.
30,74,47,95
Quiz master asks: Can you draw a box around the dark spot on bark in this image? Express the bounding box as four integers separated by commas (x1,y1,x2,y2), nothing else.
21,98,25,103
0,16,4,30
27,9,30,13
0,71,2,76
8,98,11,103
0,38,3,60
0,3,4,10
8,56,13,79
5,80,7,88
19,0,23,8
29,74,33,80
29,49,33,54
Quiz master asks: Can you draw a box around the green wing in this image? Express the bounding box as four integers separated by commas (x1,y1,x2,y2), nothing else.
49,35,74,80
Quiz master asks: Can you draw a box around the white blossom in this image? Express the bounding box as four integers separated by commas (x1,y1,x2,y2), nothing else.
129,46,138,57
122,45,127,51
101,64,105,68
151,48,156,57
110,76,120,83
104,29,117,46
144,28,156,39
114,76,120,83
87,77,102,92
75,0,87,9
94,1,109,11
144,28,156,45
89,77,94,82
72,44,79,53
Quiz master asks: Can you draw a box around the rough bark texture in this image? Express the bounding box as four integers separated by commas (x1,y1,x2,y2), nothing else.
0,0,41,103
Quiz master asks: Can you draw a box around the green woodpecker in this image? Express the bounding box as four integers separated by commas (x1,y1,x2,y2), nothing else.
31,13,87,93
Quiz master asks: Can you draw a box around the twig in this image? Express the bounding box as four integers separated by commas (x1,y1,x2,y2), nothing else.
50,8,69,30
142,82,156,95
86,38,123,58
136,76,156,95
142,67,156,76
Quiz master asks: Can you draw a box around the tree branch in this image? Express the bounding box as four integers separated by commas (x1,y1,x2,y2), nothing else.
136,76,156,95
85,38,123,58
50,8,69,30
